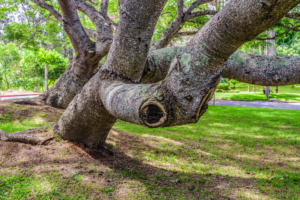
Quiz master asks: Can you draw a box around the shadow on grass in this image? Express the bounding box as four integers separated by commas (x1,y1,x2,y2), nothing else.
1,106,300,199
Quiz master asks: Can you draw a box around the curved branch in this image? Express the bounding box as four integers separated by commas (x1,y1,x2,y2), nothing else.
57,0,93,56
142,47,300,87
286,12,300,19
223,52,300,86
74,0,113,57
100,0,299,128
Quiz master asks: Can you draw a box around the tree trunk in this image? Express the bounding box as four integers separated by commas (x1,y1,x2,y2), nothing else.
4,66,9,89
34,0,113,109
39,56,102,108
54,0,169,148
53,0,298,148
264,43,270,98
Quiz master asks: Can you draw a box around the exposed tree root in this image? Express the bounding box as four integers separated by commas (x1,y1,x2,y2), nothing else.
0,125,54,145
12,99,45,106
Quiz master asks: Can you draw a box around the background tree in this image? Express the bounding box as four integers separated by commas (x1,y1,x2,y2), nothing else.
0,42,21,89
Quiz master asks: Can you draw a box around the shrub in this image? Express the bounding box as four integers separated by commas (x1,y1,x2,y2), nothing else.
230,79,238,89
217,83,230,90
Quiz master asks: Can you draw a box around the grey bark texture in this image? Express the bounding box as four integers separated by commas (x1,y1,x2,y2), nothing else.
54,0,168,148
99,0,299,127
34,0,113,108
142,47,300,87
53,0,299,149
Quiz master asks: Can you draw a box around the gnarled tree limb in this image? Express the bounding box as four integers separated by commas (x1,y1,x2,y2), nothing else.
142,47,300,87
98,0,299,128
0,126,54,145
57,0,93,56
54,0,169,148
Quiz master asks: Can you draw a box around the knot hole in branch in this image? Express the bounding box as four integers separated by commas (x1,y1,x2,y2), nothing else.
140,99,167,128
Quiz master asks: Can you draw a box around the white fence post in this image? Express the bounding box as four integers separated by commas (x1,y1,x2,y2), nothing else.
45,64,49,92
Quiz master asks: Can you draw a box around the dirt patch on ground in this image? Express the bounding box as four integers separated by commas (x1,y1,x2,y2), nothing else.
0,100,63,123
0,129,272,200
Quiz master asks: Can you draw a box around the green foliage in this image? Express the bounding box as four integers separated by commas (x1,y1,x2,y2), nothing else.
12,48,68,91
0,0,70,51
229,79,237,89
277,41,300,56
0,42,21,89
217,83,229,90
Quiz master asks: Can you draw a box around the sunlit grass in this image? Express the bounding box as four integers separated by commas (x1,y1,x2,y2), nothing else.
113,106,300,199
1,105,300,199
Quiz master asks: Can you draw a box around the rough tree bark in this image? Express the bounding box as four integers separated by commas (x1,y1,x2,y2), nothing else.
3,0,299,147
32,0,113,108
32,0,299,109
142,47,300,87
53,0,299,148
54,0,169,148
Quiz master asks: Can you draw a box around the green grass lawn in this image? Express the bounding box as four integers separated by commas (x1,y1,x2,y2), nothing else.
216,82,300,101
1,105,300,199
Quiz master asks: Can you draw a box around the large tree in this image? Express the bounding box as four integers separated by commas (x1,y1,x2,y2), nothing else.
1,0,300,147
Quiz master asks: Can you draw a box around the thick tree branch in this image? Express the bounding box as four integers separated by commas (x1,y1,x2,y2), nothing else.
142,47,300,87
99,0,300,128
177,0,184,20
57,0,93,56
100,0,109,16
74,0,113,57
223,52,300,86
54,0,169,147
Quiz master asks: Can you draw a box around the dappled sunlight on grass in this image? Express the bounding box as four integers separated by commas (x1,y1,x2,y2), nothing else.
113,105,300,199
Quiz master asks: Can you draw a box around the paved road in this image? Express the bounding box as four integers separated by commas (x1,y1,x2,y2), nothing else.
2,94,300,110
208,100,300,110
0,94,40,101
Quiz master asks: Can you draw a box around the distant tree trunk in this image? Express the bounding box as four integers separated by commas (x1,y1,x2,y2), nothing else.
264,43,270,98
269,29,277,96
252,47,255,92
267,29,279,94
4,66,9,89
